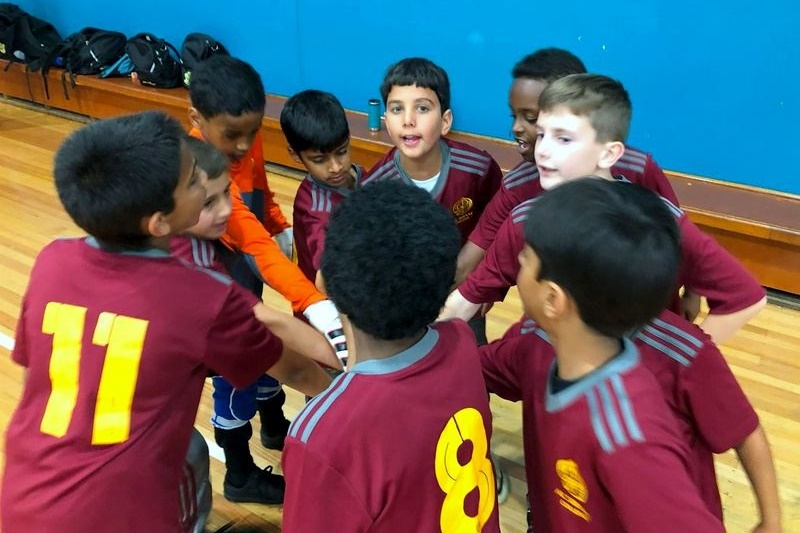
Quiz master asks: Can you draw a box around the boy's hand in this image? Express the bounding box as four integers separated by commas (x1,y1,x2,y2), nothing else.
303,299,348,368
752,521,782,533
680,289,702,322
273,228,294,259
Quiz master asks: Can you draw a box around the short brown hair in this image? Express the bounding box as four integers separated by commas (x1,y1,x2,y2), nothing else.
185,136,228,181
538,73,631,142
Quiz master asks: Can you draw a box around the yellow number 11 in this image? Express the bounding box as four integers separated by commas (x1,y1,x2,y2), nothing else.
40,302,148,445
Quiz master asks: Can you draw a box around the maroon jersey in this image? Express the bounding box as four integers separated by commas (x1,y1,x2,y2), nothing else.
170,234,226,274
2,238,282,533
479,333,724,533
459,180,765,315
363,138,503,245
282,320,501,533
468,147,678,250
293,166,362,282
505,310,758,519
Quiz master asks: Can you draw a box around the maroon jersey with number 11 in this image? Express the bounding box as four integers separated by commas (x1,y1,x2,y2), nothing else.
2,238,282,533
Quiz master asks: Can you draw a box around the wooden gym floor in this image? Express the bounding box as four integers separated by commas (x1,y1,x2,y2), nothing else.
0,100,797,532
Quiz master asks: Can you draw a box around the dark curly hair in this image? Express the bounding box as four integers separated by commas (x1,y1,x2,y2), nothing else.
321,180,460,340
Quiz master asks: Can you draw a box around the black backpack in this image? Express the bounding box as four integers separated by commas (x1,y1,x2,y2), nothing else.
125,32,182,88
0,2,23,61
0,6,61,100
53,28,127,76
47,28,126,99
10,11,61,70
180,32,228,88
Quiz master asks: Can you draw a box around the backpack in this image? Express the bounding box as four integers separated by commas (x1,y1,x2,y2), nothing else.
125,32,182,88
10,11,61,70
48,27,127,99
0,6,61,100
180,32,228,88
0,2,23,61
97,52,134,79
54,28,126,75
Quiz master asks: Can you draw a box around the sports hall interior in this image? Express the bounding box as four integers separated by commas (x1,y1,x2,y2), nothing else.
0,1,798,531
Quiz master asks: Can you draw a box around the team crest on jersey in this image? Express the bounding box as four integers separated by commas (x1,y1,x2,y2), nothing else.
452,197,474,224
554,459,590,522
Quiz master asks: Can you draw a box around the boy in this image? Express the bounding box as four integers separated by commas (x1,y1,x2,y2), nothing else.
364,57,510,498
280,89,362,287
173,138,341,505
364,56,502,349
282,181,501,533
0,112,332,533
504,311,782,531
188,56,347,503
481,177,725,532
177,138,339,372
364,57,502,248
458,48,679,284
442,74,766,344
188,55,347,348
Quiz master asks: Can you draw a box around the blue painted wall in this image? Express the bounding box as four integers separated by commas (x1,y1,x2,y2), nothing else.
15,0,798,194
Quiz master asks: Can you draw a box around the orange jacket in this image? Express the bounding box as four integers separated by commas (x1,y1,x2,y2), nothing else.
189,128,291,235
188,129,324,313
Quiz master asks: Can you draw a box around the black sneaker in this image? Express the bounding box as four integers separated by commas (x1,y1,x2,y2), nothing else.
223,466,285,504
260,418,290,451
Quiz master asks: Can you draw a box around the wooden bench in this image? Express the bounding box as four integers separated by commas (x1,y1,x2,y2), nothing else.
3,60,798,295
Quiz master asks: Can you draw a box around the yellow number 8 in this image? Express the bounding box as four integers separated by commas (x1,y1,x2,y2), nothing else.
435,407,496,532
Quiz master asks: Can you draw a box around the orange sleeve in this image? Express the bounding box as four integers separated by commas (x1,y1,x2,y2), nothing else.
252,133,291,235
220,181,325,312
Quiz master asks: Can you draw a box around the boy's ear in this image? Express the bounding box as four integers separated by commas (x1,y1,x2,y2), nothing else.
188,107,204,130
143,211,172,239
597,141,625,170
542,281,570,320
440,108,453,136
287,146,303,164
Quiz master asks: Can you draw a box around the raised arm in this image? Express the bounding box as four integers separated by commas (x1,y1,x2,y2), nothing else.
253,304,342,371
222,181,324,312
441,207,528,321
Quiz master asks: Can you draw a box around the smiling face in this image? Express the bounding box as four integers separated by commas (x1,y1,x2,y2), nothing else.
189,109,263,163
184,170,232,240
383,84,452,169
509,77,548,162
533,105,619,190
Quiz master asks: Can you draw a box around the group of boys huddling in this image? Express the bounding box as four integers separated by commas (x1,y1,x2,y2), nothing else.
0,46,782,533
